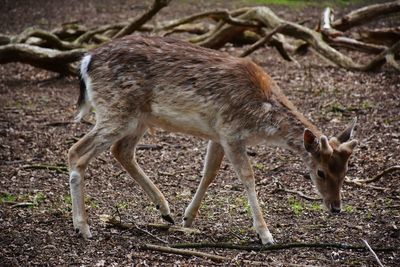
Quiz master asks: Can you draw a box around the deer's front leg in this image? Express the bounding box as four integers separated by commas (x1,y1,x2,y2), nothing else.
183,141,224,227
222,141,274,245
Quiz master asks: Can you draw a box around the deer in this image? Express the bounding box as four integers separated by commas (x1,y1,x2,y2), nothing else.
68,35,358,245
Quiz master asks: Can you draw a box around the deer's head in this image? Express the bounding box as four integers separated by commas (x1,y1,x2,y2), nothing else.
303,119,358,213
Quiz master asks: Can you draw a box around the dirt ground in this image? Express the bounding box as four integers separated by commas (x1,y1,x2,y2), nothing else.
0,0,399,266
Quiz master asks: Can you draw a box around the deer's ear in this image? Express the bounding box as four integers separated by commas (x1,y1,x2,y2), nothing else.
337,118,357,143
304,129,319,154
339,139,358,155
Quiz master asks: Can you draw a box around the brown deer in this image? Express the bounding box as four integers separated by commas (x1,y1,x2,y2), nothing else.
68,35,358,244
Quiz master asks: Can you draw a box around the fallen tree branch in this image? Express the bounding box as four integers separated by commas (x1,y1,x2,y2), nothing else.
249,6,400,71
163,22,211,36
12,28,82,50
327,36,387,54
358,27,400,46
160,8,257,31
360,40,400,71
319,7,343,38
0,44,85,74
318,9,388,54
114,0,171,38
332,1,400,32
1,2,399,73
73,23,126,45
171,241,399,252
240,24,287,57
51,22,88,40
386,53,400,71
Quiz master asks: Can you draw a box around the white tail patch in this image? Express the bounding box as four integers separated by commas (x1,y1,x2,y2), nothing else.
75,55,93,122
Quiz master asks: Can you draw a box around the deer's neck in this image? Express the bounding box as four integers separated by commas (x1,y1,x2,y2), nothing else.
270,84,321,157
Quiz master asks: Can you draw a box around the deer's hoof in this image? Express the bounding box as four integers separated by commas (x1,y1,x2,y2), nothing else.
162,214,175,224
257,231,275,245
74,223,92,239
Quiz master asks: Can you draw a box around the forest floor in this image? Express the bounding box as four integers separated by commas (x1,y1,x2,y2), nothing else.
0,0,399,266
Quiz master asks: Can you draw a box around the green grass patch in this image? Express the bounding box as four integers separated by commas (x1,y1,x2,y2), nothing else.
254,162,265,170
360,100,374,110
288,197,303,215
115,201,129,210
63,195,72,205
343,204,354,213
309,202,322,212
0,193,16,203
329,101,346,113
365,211,373,220
241,196,252,217
33,192,46,204
85,196,99,209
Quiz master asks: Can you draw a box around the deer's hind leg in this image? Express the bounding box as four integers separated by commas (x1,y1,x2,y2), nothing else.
68,123,129,238
111,124,173,223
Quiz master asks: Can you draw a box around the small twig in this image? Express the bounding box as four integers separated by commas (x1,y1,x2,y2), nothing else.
140,243,228,262
345,178,388,191
131,222,169,244
362,239,384,267
101,215,200,234
240,24,287,57
45,121,75,126
171,241,399,252
22,164,69,174
136,144,163,150
2,201,36,208
274,181,321,201
10,202,36,208
157,171,176,177
356,165,400,184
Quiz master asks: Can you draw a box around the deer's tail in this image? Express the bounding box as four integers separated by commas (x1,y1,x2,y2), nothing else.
75,54,93,122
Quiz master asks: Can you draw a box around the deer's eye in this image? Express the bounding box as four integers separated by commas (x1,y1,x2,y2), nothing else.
317,170,326,179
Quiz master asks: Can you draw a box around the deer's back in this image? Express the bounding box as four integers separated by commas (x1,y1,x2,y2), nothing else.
85,35,278,139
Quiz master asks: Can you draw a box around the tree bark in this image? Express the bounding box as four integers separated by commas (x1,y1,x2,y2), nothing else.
332,1,400,32
0,44,85,74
